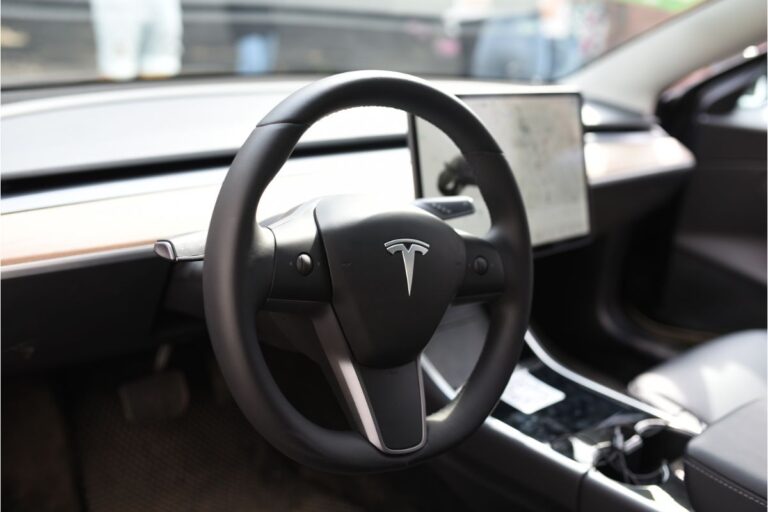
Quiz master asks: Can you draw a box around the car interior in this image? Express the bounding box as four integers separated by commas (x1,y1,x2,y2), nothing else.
1,0,766,511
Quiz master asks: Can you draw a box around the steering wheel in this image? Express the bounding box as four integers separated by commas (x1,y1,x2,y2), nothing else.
203,71,532,472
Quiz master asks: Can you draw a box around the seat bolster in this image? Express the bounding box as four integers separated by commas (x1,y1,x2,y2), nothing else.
628,330,767,423
684,399,767,512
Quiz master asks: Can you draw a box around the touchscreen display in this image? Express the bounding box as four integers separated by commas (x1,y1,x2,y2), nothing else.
411,94,590,247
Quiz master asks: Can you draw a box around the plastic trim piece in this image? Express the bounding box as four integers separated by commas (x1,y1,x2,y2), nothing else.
314,305,428,454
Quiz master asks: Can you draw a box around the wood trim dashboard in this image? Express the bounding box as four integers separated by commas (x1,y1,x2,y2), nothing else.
0,131,693,268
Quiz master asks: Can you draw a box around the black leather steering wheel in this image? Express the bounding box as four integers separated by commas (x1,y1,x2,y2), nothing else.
203,71,532,472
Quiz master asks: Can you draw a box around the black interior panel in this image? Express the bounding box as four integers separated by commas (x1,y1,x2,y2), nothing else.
653,58,767,334
1,250,170,372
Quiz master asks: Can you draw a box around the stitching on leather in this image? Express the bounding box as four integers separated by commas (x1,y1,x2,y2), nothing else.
686,459,767,507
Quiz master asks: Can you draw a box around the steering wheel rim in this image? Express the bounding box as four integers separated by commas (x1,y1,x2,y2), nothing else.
203,70,532,472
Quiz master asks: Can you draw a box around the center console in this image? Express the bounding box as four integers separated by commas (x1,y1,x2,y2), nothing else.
421,305,702,512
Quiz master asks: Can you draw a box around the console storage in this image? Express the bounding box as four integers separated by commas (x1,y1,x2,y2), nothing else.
593,419,692,486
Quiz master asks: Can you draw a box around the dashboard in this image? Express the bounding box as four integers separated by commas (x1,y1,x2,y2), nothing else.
0,78,696,371
1,79,693,268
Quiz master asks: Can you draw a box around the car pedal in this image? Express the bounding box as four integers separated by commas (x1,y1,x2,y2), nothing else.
119,370,190,423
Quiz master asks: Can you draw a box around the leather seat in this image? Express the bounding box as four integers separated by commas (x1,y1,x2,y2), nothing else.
685,398,767,512
628,330,767,424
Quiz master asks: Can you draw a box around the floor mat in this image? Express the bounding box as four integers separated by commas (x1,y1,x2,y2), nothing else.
70,372,432,512
2,379,81,512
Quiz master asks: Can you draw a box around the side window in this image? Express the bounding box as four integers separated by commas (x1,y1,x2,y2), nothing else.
737,74,767,110
731,73,767,131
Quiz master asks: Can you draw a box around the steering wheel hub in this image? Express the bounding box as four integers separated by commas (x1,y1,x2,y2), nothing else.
315,197,465,367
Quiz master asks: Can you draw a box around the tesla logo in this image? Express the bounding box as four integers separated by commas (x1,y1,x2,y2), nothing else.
384,239,430,296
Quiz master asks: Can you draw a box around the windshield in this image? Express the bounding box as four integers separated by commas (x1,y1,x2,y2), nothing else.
2,0,707,88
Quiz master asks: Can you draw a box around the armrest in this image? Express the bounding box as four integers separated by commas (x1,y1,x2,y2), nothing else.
684,398,766,512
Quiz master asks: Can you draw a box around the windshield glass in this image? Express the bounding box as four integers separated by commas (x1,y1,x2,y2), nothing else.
2,0,707,88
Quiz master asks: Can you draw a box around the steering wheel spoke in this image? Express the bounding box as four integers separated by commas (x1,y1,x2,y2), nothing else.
313,306,426,454
263,202,333,310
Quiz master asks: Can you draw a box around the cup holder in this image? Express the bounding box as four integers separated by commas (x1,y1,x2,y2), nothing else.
594,419,692,486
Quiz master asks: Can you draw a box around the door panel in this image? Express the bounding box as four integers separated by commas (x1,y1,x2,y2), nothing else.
656,59,767,333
